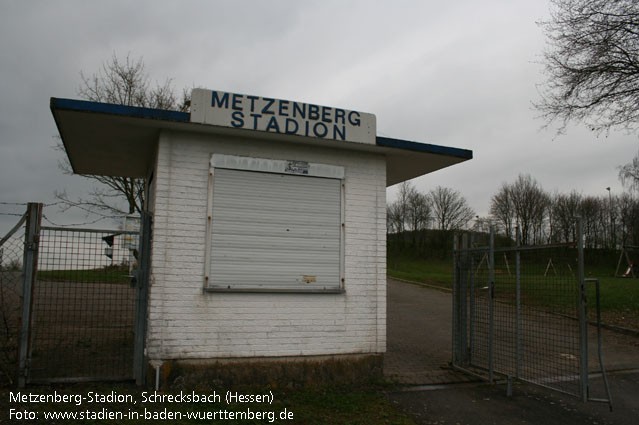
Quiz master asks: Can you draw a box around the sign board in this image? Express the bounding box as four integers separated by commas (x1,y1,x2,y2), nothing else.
190,89,376,145
122,215,140,249
210,154,345,180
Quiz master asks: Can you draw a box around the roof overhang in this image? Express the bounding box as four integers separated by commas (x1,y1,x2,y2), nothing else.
50,97,472,186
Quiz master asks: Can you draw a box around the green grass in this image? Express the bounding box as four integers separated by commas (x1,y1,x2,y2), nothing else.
37,265,132,284
1,382,417,424
387,256,453,288
388,254,639,330
583,266,639,328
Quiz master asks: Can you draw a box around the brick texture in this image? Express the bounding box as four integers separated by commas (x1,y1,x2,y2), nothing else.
147,130,386,360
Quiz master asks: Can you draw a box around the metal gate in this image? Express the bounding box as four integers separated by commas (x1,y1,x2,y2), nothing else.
10,203,150,386
452,220,612,406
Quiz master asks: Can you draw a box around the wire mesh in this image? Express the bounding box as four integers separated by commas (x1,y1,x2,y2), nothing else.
517,246,581,395
454,237,584,397
0,220,26,385
27,227,138,382
468,247,494,376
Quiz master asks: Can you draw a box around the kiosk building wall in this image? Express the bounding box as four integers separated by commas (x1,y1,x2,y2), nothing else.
146,130,386,360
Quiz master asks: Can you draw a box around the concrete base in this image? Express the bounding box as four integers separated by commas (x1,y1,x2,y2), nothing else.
147,354,383,390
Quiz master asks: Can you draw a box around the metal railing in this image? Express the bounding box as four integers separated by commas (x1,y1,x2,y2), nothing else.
453,220,612,408
15,203,145,385
25,226,138,383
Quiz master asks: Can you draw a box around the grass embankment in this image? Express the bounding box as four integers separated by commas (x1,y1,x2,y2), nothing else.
2,382,416,425
37,265,132,284
387,257,453,289
388,255,639,331
583,266,639,329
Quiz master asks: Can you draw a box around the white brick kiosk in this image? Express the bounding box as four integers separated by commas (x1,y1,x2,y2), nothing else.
50,89,472,386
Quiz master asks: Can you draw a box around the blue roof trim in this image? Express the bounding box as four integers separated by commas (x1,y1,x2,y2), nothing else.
50,97,472,160
376,136,472,159
50,97,191,122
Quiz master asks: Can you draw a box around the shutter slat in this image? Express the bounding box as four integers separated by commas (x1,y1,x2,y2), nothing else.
209,168,341,290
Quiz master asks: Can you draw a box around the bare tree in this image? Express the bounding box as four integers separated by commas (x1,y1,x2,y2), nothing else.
619,150,639,193
387,181,412,234
547,191,558,243
508,175,549,245
581,195,603,247
618,192,639,246
386,180,431,248
598,193,617,248
536,0,639,134
553,191,582,243
407,188,430,232
56,53,190,216
490,183,515,239
386,203,404,235
428,186,475,231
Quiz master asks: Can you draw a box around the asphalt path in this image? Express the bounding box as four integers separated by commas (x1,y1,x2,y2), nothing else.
385,278,639,424
388,371,639,425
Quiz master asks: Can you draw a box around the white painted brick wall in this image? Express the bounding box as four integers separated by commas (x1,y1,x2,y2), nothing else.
147,130,386,360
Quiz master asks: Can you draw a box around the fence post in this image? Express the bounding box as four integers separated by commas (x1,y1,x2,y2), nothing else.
133,211,152,385
460,234,469,365
469,233,475,365
516,226,521,380
577,217,588,402
18,203,42,388
488,225,495,383
452,233,458,365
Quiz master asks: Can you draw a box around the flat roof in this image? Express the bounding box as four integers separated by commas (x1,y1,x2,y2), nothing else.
50,97,472,187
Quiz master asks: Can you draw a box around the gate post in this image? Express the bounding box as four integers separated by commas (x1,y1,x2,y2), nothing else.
452,233,470,366
469,233,475,365
460,234,469,365
488,226,495,383
452,233,460,365
515,226,521,380
18,203,42,388
577,217,588,402
133,211,152,385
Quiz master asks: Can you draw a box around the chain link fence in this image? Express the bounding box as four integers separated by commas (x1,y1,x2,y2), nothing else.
453,223,612,406
0,215,26,385
0,203,150,386
25,226,138,383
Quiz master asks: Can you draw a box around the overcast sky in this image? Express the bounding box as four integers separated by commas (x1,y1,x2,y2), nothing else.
1,0,637,234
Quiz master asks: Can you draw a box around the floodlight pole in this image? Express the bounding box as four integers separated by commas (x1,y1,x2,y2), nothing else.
606,187,613,249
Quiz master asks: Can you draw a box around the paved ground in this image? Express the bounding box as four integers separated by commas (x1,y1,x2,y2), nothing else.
385,278,639,384
384,278,473,384
387,371,639,425
384,278,639,424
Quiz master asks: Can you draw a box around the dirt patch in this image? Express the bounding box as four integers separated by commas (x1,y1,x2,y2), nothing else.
163,354,384,390
595,311,639,335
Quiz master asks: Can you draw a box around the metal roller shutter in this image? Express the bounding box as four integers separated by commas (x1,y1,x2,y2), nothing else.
208,167,342,291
